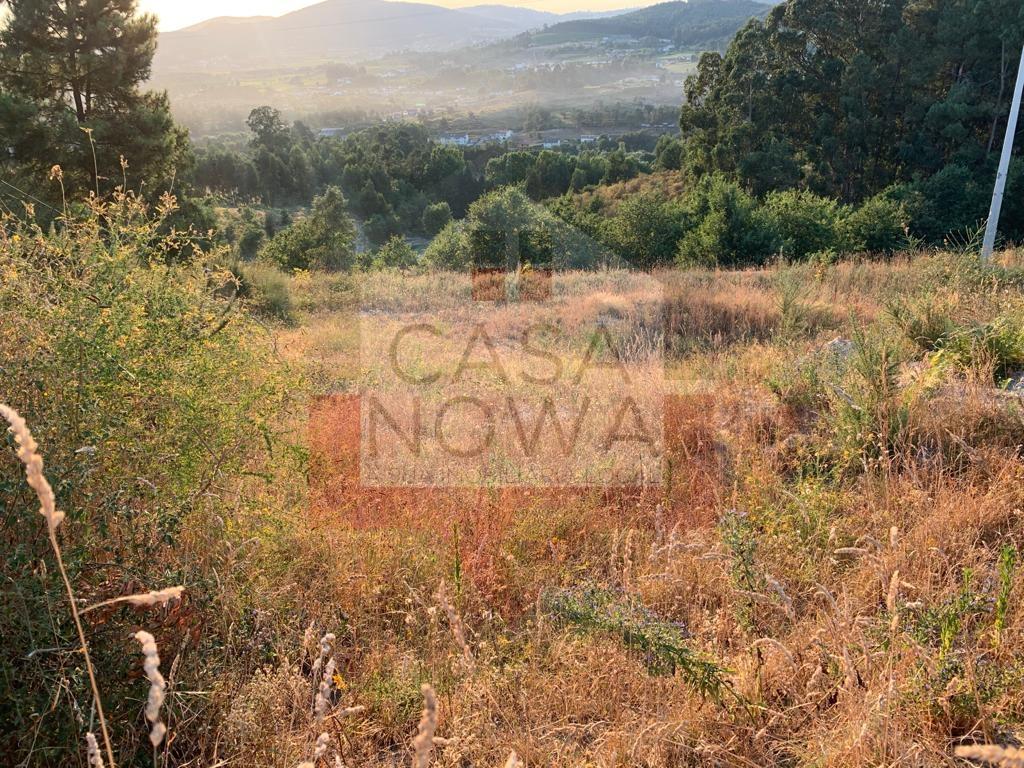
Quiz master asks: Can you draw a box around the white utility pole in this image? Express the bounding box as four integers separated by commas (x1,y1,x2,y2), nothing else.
982,43,1024,262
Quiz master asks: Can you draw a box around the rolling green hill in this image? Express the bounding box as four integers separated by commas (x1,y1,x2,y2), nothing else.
523,0,772,49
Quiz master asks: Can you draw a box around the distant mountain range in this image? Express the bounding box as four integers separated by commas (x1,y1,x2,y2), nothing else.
457,5,630,27
517,0,772,49
154,0,635,72
154,0,773,73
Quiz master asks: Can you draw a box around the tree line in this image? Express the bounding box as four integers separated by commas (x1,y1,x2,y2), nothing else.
665,0,1024,243
1,0,1022,277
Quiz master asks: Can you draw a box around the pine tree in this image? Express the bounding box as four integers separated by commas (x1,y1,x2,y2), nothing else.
0,0,189,195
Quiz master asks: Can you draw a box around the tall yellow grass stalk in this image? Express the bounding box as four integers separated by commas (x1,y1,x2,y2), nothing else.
955,744,1024,767
3,404,185,767
86,733,105,768
134,630,168,748
436,583,474,670
1,404,115,768
82,586,185,614
313,631,336,717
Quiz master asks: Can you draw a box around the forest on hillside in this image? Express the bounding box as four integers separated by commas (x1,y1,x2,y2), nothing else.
3,0,1021,286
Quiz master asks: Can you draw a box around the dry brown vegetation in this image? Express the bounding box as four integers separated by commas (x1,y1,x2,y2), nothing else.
5,208,1024,766
249,251,1024,766
575,171,689,215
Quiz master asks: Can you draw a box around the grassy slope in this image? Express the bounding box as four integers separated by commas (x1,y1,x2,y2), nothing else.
524,0,770,49
238,251,1024,766
5,192,1024,765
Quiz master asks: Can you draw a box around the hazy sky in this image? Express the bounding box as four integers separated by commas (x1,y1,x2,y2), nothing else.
139,0,649,32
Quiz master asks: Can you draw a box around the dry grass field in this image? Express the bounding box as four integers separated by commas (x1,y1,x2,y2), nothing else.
233,250,1024,766
5,203,1024,766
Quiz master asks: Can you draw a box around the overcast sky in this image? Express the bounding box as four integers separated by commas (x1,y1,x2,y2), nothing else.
139,0,650,32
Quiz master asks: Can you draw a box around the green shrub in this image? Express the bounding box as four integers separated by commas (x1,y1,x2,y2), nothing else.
364,211,403,248
760,189,841,260
653,135,684,171
236,220,266,260
371,235,418,270
465,187,554,270
821,331,914,475
423,187,615,272
604,191,688,269
939,312,1024,380
890,164,990,244
886,293,959,353
676,174,776,268
0,192,290,763
260,186,356,271
840,193,907,254
422,220,470,270
421,201,452,236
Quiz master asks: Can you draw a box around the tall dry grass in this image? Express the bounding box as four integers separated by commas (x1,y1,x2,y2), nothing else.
1,405,181,768
7,227,1024,766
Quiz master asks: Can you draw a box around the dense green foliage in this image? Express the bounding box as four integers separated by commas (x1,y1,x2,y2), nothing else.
0,194,290,764
369,234,419,270
603,191,689,270
484,146,645,200
187,106,668,261
192,109,657,247
548,172,909,269
678,0,1024,242
259,186,356,271
421,201,453,236
0,0,190,198
423,187,614,271
675,174,776,267
192,114,486,245
3,0,1022,284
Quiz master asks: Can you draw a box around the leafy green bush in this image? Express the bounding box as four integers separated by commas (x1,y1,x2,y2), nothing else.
421,201,452,236
840,192,908,254
760,189,841,260
886,294,959,352
422,220,470,270
0,192,290,763
676,174,776,267
371,235,418,270
603,191,688,269
423,187,614,272
260,186,356,271
890,164,990,244
939,312,1024,380
465,187,554,270
653,135,684,171
364,210,403,248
